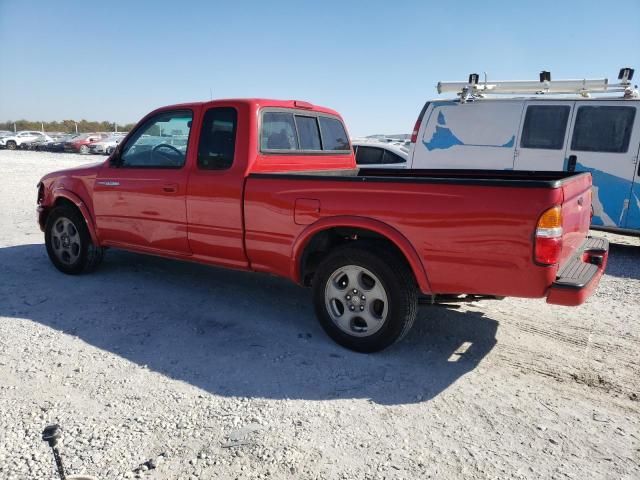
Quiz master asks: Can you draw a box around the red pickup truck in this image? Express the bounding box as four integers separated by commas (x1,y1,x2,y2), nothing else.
37,99,609,352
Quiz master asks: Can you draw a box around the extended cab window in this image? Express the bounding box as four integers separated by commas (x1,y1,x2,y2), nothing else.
319,117,349,151
261,112,298,150
521,105,570,150
198,107,237,170
120,110,192,168
295,115,321,150
260,110,350,153
571,106,636,153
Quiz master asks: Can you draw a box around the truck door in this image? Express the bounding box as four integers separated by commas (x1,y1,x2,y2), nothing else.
94,109,193,253
565,102,639,228
514,101,575,171
185,105,249,268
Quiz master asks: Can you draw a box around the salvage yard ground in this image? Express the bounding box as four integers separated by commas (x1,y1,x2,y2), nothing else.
0,150,638,479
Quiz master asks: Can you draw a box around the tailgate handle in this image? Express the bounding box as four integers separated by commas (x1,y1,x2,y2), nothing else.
567,155,577,172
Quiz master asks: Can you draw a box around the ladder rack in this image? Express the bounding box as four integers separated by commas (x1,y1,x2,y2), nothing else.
437,68,638,101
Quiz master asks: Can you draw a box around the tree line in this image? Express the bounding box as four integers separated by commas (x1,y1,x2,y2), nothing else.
0,119,137,134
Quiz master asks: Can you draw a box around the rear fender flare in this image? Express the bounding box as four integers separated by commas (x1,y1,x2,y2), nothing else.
291,216,432,294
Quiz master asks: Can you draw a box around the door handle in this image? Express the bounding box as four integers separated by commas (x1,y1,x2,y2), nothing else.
567,155,577,172
162,183,179,193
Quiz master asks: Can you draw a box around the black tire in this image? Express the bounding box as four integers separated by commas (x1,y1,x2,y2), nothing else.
6,141,16,150
79,144,89,154
45,205,104,274
312,245,418,353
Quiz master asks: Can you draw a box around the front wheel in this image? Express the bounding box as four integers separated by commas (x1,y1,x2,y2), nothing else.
312,246,418,353
45,205,104,274
6,141,17,150
79,145,89,154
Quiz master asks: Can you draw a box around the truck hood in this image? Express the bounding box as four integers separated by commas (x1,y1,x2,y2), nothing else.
39,160,105,184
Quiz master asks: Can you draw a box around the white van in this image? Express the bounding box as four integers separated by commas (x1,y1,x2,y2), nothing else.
407,72,640,234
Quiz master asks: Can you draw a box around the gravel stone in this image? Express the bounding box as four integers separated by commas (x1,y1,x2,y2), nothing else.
0,150,638,479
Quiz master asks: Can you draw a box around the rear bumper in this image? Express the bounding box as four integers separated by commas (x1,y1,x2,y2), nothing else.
546,237,609,306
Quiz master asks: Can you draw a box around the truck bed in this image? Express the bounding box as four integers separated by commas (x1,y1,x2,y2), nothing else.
244,169,593,299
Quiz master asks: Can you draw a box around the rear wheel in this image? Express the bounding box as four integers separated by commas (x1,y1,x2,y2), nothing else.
312,246,418,352
45,205,104,274
79,145,89,154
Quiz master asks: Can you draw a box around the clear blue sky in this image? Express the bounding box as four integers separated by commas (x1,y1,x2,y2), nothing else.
0,0,638,136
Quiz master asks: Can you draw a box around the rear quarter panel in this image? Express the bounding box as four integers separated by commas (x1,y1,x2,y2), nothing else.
244,177,563,297
559,172,592,263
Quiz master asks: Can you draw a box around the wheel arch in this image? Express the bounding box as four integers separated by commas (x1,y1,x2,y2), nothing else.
292,216,432,294
48,191,99,245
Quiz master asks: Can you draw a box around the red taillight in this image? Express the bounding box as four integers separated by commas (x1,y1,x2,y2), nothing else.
534,206,563,265
535,237,562,265
410,117,421,143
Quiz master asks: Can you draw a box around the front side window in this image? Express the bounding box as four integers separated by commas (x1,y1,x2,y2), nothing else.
120,110,192,168
571,106,636,153
261,112,298,150
295,115,321,150
520,105,570,150
198,107,237,170
319,116,349,151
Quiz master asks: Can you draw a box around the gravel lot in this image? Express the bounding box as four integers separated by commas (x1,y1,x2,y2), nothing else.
0,150,638,480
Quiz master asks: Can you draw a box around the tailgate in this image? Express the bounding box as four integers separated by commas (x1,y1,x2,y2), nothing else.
558,172,592,265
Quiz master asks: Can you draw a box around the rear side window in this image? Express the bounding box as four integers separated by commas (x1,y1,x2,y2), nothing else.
198,107,237,170
319,117,350,151
261,112,298,150
356,146,384,165
521,105,570,150
295,116,321,150
571,106,636,153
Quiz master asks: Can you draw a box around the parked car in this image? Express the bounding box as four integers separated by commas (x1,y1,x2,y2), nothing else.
40,134,77,152
408,72,640,233
24,137,54,150
352,139,408,168
36,98,608,352
0,131,52,150
0,130,14,138
88,134,126,154
64,133,110,154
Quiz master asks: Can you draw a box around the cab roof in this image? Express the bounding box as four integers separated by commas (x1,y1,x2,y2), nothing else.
153,98,343,117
